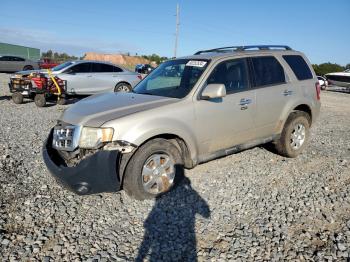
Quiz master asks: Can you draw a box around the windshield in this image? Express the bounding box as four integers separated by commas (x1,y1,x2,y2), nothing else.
51,61,73,71
133,59,209,98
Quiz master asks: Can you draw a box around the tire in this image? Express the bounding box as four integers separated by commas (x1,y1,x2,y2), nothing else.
34,94,46,107
123,138,184,200
23,65,34,71
57,98,66,105
274,111,311,158
114,82,132,92
12,92,23,104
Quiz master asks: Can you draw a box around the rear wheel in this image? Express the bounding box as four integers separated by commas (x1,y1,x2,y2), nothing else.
123,138,183,200
34,94,46,107
114,82,132,92
274,111,310,158
23,65,34,71
12,92,23,104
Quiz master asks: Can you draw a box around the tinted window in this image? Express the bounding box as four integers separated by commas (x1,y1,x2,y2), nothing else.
69,63,91,73
12,57,25,61
207,58,249,94
283,55,313,80
91,63,114,72
0,56,10,61
251,56,285,87
113,66,123,72
52,62,73,71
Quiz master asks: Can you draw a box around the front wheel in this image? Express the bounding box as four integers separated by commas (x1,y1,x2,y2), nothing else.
123,138,183,200
114,82,132,92
12,92,23,104
23,65,34,71
274,111,311,158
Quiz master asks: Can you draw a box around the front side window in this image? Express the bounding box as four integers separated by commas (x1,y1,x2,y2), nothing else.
12,57,25,61
206,58,249,94
283,55,313,80
133,59,209,98
251,56,286,87
52,62,73,71
68,63,91,73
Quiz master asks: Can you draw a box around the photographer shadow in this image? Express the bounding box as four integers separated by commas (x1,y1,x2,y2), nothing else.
136,176,210,262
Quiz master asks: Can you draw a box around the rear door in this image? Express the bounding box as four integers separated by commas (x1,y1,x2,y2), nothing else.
250,55,292,138
60,62,92,94
12,56,26,71
195,58,256,154
89,63,116,93
0,56,19,72
0,56,11,71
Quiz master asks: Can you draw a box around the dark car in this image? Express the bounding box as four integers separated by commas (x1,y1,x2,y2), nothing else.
0,55,39,72
135,64,153,74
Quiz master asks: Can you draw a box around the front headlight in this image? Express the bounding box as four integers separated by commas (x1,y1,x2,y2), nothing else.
79,127,114,149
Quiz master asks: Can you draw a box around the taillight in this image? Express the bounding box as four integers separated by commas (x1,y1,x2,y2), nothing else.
137,74,142,80
315,81,321,100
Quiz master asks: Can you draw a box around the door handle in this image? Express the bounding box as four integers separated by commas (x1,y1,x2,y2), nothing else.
86,75,92,78
239,98,252,106
283,90,293,96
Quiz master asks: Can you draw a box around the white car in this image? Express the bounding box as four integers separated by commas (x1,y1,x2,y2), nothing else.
13,60,142,95
317,76,328,90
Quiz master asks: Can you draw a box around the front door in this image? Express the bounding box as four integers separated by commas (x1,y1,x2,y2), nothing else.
60,62,93,94
194,58,256,154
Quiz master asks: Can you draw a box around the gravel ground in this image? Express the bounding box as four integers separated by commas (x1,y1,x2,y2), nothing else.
0,72,350,261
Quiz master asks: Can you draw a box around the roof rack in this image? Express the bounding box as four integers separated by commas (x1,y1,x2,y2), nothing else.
194,45,292,55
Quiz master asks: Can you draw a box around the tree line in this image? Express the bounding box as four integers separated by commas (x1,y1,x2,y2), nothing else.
41,50,349,75
312,63,350,76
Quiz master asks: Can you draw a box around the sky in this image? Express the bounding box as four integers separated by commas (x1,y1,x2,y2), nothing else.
0,0,349,65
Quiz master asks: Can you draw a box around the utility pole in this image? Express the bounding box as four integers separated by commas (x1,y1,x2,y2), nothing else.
174,3,180,58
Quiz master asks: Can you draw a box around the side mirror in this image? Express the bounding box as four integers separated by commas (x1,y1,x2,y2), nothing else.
64,69,75,75
201,84,226,100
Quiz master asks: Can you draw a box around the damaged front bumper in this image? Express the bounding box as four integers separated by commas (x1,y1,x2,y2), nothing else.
42,130,121,195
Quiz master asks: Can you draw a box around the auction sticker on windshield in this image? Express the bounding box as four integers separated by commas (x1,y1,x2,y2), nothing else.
186,60,207,67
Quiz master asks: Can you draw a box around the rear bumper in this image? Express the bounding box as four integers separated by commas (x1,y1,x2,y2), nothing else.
42,130,121,195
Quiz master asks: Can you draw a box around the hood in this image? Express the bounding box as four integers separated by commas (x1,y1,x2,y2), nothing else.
60,92,179,127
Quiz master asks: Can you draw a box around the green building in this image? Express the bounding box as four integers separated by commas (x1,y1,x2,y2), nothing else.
0,42,40,60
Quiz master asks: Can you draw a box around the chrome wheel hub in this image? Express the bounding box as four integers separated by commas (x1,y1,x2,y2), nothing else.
290,123,306,150
117,85,130,92
142,154,175,195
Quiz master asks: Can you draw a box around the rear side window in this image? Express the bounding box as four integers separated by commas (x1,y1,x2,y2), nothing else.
113,66,123,72
251,56,285,87
91,63,114,72
0,56,10,61
283,55,313,80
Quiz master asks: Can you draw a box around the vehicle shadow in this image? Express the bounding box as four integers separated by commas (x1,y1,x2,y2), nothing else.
136,176,210,262
0,95,11,101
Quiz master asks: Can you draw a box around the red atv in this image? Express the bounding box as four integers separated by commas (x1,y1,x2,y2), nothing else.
9,70,67,107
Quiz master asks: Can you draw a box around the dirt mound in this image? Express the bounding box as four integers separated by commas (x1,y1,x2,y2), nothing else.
84,52,150,67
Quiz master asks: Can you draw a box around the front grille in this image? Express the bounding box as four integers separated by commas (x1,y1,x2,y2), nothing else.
52,125,81,151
